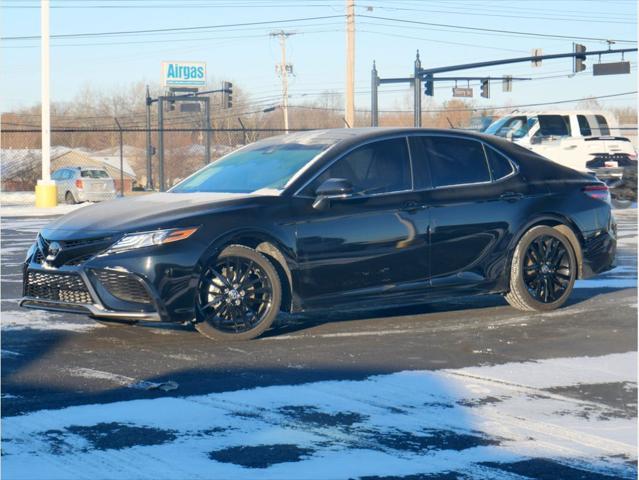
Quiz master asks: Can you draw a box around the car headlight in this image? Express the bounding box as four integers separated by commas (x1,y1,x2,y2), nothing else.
107,227,199,254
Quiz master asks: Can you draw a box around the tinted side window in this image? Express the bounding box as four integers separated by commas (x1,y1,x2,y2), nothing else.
595,115,610,136
537,115,570,137
305,138,411,195
485,146,515,180
420,137,491,188
577,115,592,136
408,137,432,189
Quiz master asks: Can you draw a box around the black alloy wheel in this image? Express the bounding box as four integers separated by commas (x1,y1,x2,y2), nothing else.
506,226,577,312
522,235,572,303
194,245,281,341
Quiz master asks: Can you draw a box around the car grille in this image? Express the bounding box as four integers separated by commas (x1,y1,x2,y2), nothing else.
32,234,113,266
93,270,152,304
24,271,93,304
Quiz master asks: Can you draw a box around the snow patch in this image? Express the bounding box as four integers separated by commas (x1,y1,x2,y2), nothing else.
1,203,90,218
2,352,635,480
1,309,103,332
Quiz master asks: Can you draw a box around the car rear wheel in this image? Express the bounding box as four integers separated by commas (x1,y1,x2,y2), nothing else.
65,191,76,204
194,245,281,341
505,226,577,312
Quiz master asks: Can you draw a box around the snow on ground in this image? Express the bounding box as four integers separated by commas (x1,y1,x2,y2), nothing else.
1,309,103,332
0,191,37,206
1,217,52,235
1,202,90,218
2,352,636,480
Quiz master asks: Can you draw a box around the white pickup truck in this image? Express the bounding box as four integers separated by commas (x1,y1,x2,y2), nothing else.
484,110,636,174
485,111,637,206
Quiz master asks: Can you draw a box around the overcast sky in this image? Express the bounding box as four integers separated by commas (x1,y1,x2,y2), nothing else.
2,0,637,114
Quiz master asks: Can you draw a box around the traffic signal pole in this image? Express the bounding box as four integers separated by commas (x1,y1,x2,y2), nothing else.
413,51,422,128
146,85,232,191
371,47,637,127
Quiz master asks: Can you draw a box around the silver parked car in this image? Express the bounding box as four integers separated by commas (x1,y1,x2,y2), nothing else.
51,167,116,204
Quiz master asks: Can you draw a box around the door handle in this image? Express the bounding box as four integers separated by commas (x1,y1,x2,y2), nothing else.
402,200,421,211
563,145,578,150
500,192,523,202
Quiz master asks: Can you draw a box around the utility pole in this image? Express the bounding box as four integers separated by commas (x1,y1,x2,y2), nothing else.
271,30,294,133
114,118,124,197
413,50,422,128
36,0,56,207
345,0,355,128
145,85,153,190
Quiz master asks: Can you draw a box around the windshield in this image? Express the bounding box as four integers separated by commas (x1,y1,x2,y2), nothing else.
171,141,329,194
485,116,537,140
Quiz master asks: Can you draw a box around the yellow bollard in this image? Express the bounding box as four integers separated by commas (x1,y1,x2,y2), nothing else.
35,180,58,208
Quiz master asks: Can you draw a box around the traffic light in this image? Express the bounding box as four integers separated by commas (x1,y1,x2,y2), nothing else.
223,81,233,109
424,75,434,96
502,75,512,92
480,79,490,98
574,43,587,73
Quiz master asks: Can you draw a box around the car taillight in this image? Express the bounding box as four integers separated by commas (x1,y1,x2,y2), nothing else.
583,184,611,204
629,151,637,161
75,179,84,189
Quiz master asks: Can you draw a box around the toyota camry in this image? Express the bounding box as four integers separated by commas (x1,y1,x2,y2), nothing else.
22,128,616,340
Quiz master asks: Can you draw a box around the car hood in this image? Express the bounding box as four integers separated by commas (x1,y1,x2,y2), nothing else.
41,192,270,240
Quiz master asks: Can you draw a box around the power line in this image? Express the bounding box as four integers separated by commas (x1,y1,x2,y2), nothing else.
4,11,634,45
357,14,637,44
357,4,635,25
287,91,637,113
1,15,344,41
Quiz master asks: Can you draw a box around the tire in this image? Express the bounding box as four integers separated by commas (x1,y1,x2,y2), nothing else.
194,245,282,341
505,225,577,312
612,198,632,209
65,191,76,204
95,319,138,327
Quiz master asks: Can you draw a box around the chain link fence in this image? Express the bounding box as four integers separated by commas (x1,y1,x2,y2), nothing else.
1,127,307,194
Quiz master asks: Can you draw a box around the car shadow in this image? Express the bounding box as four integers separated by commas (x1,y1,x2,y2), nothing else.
261,286,633,338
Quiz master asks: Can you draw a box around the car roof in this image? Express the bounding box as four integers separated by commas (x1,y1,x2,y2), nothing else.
259,127,494,148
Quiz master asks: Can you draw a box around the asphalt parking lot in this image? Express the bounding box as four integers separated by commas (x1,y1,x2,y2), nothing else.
1,209,637,479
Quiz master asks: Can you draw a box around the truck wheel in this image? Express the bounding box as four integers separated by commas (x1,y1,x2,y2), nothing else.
612,198,632,209
505,226,577,312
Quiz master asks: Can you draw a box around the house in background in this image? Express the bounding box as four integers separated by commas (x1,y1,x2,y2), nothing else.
1,146,138,192
88,145,142,193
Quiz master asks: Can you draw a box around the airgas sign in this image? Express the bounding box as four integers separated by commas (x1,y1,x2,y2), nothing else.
161,61,206,88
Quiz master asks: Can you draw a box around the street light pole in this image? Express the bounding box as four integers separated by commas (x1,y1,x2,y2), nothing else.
36,0,57,207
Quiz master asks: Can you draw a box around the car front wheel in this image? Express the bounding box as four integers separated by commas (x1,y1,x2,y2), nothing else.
194,245,281,341
505,225,577,312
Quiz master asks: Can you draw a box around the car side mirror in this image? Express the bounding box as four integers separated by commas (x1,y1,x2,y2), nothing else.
312,178,354,210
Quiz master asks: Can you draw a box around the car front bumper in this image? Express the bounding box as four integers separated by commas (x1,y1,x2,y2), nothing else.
20,263,163,322
20,234,207,323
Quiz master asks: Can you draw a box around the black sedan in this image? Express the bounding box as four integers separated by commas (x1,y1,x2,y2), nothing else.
21,128,616,340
